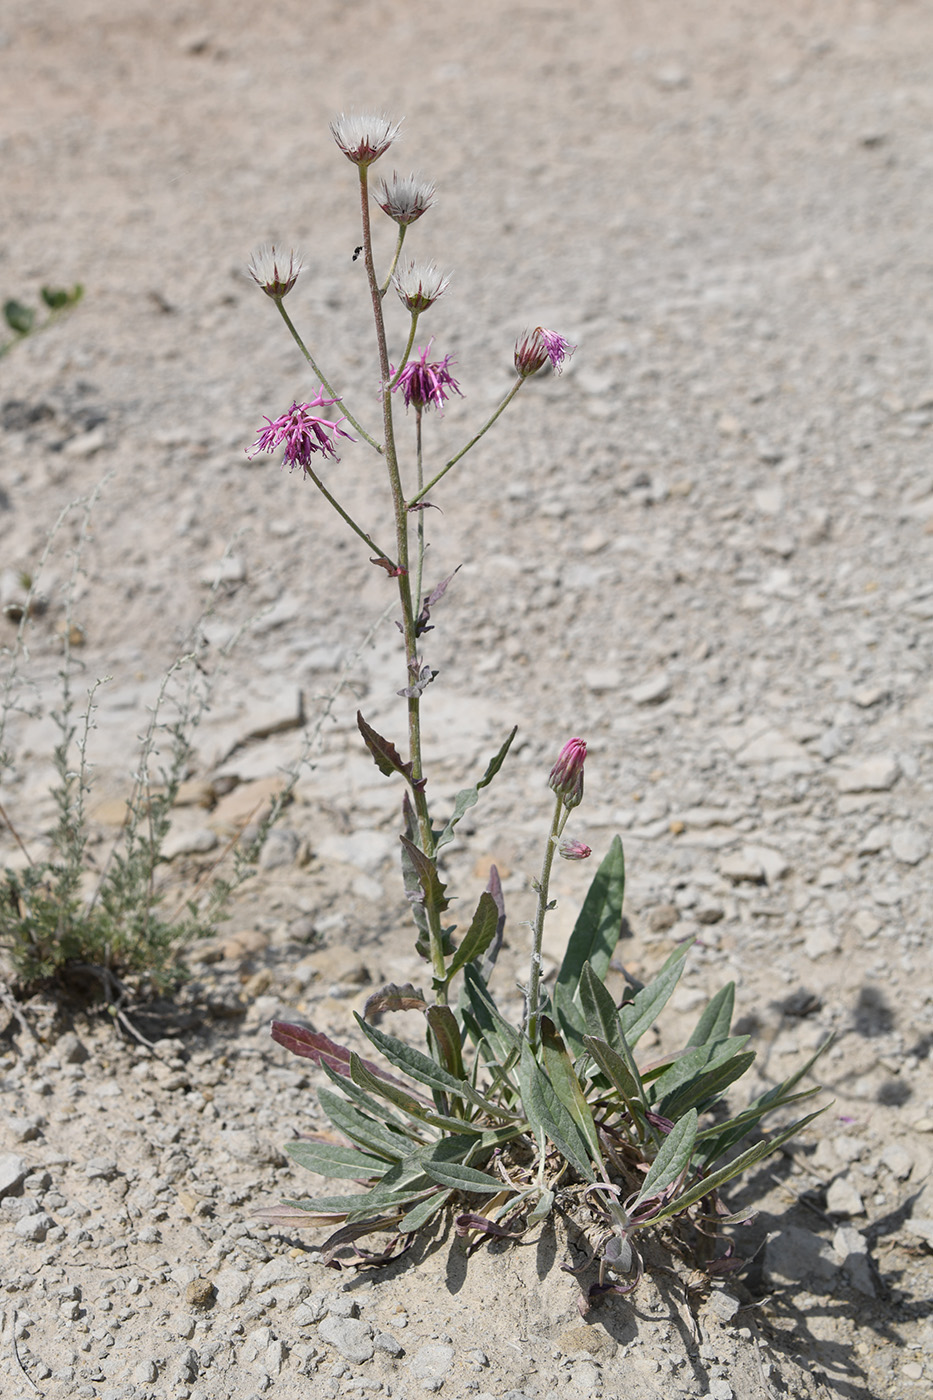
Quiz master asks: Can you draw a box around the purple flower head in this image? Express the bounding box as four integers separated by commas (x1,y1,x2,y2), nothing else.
247,390,354,471
514,326,576,378
330,112,401,167
391,341,463,413
548,737,586,809
377,172,435,226
248,244,303,299
559,838,592,861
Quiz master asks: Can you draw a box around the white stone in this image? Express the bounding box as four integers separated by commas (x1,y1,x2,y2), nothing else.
836,755,901,793
825,1176,864,1217
891,826,929,865
629,671,671,705
0,1153,29,1199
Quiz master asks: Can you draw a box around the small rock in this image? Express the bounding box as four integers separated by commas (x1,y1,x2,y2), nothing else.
647,903,679,932
708,1381,734,1400
891,826,929,865
826,1177,864,1217
409,1342,455,1382
880,1143,913,1180
720,844,788,885
6,1117,42,1143
200,555,247,587
836,755,901,793
905,1218,933,1248
57,1032,89,1064
162,825,219,859
215,1268,252,1308
185,1278,215,1309
630,672,672,706
706,1291,741,1322
257,828,301,870
14,1211,53,1241
832,1226,876,1297
0,1154,29,1198
85,1158,119,1180
858,824,890,855
375,1330,404,1357
766,1226,837,1286
317,1315,374,1364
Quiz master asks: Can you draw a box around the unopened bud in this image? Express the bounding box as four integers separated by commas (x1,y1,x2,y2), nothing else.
548,737,586,809
559,838,591,861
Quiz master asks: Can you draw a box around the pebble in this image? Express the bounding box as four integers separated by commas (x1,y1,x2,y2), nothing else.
835,755,901,793
408,1342,455,1382
629,672,672,706
317,1316,374,1364
832,1226,876,1297
891,825,930,865
825,1177,864,1217
57,1032,89,1064
0,1153,29,1198
14,1211,54,1241
719,844,788,885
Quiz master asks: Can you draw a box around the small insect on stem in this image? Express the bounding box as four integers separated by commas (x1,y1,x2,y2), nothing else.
352,246,363,262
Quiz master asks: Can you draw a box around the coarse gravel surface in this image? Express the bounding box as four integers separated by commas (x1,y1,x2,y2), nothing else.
1,2,932,1398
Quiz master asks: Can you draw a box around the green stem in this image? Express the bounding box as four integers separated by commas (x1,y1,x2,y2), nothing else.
407,376,526,505
413,407,425,613
526,793,565,1051
380,224,408,296
387,309,421,390
357,165,448,1000
273,299,382,452
300,462,397,566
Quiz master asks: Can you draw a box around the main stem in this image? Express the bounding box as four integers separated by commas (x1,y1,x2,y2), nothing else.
526,793,565,1051
358,165,448,999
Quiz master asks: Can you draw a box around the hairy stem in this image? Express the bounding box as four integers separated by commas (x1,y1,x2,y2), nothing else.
273,299,381,451
526,793,566,1050
407,376,526,505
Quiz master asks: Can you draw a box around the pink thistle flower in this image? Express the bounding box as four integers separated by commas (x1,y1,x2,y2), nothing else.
391,341,462,412
247,244,303,299
548,737,586,809
330,112,401,167
247,390,354,470
559,838,592,861
514,327,576,378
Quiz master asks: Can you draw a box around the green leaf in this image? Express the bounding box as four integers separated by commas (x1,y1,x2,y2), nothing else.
348,1052,484,1138
582,1034,646,1124
540,1017,603,1167
357,711,417,784
644,1107,829,1227
657,1050,756,1121
445,891,500,982
649,1037,750,1111
435,727,518,849
687,982,735,1047
317,1087,414,1160
421,1160,504,1194
400,836,450,916
286,1139,389,1180
633,1109,697,1207
555,835,625,997
694,1038,831,1168
398,1190,452,1233
355,1015,518,1120
282,1185,430,1219
4,299,34,335
460,964,521,1061
519,1044,595,1182
579,962,628,1055
319,1059,425,1137
619,938,693,1046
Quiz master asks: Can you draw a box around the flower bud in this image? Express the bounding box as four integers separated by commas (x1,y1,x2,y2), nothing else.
559,838,591,861
330,112,401,167
548,737,586,809
248,245,303,299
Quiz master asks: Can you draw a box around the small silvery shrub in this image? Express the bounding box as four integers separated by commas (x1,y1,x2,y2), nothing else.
252,112,829,1304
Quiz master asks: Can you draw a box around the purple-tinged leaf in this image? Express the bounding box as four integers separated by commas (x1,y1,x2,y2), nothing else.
455,1212,523,1240
252,1205,349,1229
399,835,450,914
270,1021,418,1096
357,711,415,783
363,983,429,1021
415,566,460,636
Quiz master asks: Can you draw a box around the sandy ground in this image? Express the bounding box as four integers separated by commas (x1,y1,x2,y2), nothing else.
1,2,932,1397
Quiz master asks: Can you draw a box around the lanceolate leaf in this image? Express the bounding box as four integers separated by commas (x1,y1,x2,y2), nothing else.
426,1005,466,1081
398,1190,452,1233
657,1050,756,1122
579,962,629,1055
270,1021,422,1097
479,864,506,981
357,711,420,787
435,727,518,850
687,982,735,1048
540,1018,602,1167
633,1109,697,1207
399,835,450,915
619,938,693,1046
582,1034,646,1124
355,1014,519,1120
348,1052,484,1138
649,1036,750,1109
556,835,625,993
421,1160,504,1194
643,1107,829,1227
460,964,521,1061
317,1086,415,1159
519,1045,595,1182
286,1139,389,1180
445,891,500,982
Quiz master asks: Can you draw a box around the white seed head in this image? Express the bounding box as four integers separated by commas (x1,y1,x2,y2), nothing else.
247,244,303,298
377,171,436,225
393,260,451,313
330,112,401,166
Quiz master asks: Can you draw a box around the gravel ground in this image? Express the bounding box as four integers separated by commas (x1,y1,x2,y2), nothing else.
1,2,932,1397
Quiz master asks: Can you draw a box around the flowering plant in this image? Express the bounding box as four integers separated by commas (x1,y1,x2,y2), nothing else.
250,112,827,1305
